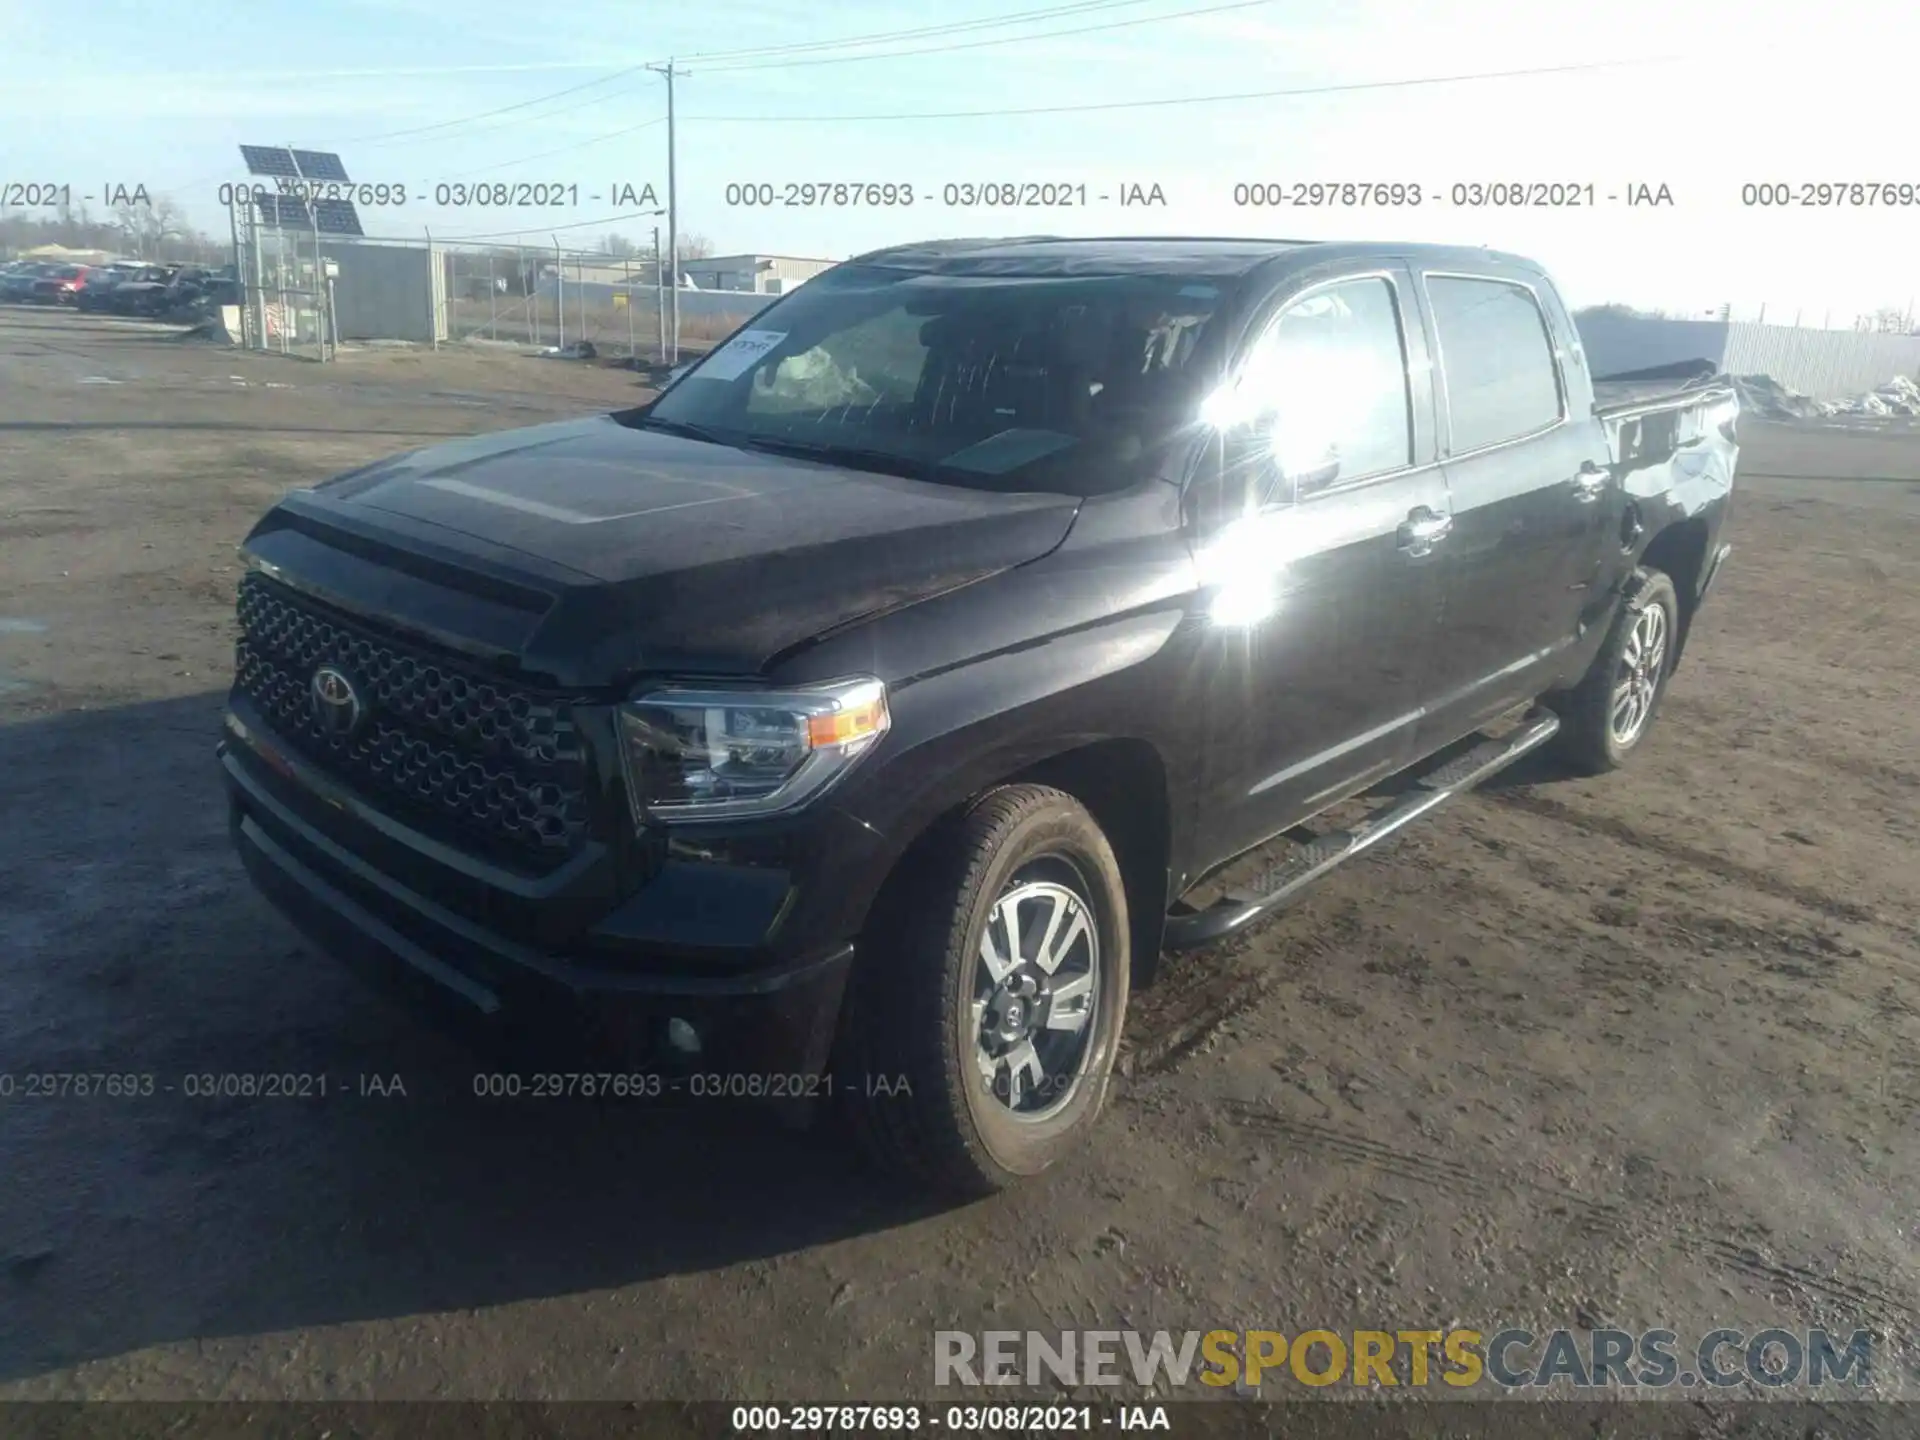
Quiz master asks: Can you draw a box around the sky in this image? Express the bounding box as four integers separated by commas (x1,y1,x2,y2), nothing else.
3,0,1916,322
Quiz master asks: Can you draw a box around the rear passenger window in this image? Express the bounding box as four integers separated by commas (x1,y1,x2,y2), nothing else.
1426,276,1562,452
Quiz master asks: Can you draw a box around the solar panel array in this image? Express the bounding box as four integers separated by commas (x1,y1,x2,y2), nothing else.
251,192,366,236
290,150,350,182
311,199,364,236
240,145,351,182
253,193,310,228
239,145,301,179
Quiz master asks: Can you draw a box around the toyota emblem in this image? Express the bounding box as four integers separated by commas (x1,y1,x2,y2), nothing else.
310,665,365,738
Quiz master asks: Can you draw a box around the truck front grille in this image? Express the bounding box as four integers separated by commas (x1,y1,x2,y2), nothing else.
233,571,588,865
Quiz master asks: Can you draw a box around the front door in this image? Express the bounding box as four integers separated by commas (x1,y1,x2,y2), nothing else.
1192,268,1449,870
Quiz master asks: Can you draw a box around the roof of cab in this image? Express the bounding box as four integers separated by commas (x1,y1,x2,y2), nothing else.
844,235,1544,281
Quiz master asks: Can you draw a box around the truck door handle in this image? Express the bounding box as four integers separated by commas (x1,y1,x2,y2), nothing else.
1397,506,1452,557
1573,460,1608,503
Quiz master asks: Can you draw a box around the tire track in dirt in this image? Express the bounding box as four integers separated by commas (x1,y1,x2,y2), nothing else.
1121,909,1359,1078
1121,966,1284,1078
1220,1101,1920,1337
1818,753,1920,794
1484,792,1878,925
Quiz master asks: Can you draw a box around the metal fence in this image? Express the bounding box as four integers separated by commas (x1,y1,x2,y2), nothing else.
1578,312,1920,400
223,222,773,361
1720,323,1920,401
233,199,333,361
438,240,768,358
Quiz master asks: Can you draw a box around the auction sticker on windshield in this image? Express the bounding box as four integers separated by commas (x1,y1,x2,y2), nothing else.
693,330,788,381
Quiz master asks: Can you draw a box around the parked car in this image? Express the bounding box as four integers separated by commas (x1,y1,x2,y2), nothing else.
75,263,145,312
1,262,61,303
30,264,97,304
109,266,188,316
148,267,220,313
219,236,1738,1196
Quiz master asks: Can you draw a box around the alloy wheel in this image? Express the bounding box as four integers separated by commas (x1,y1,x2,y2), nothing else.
969,864,1101,1121
1609,600,1669,747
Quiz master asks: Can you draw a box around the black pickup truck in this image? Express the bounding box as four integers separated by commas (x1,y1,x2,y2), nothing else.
220,236,1737,1196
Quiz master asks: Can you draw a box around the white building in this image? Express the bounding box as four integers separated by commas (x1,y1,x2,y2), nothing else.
680,254,837,294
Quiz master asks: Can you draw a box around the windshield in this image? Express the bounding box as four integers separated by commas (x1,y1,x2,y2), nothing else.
633,263,1224,495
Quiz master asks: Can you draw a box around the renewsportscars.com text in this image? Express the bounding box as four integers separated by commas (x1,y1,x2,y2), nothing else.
934,1328,1876,1391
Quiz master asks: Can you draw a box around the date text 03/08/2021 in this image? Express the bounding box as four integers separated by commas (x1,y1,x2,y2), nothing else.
0,1072,405,1099
210,180,661,209
468,1071,914,1101
729,1405,1170,1432
721,181,1168,208
1228,180,1675,207
0,1072,914,1101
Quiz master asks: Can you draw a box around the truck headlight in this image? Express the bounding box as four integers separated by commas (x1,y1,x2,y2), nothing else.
617,677,890,823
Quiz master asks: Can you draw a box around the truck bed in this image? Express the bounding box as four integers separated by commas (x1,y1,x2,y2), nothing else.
1591,357,1736,418
1590,359,1740,475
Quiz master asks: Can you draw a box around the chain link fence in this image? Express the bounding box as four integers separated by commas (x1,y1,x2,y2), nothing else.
438,239,770,359
444,242,669,354
224,222,772,362
234,200,333,361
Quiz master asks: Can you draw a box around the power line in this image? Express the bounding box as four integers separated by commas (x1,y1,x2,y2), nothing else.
328,0,1174,148
411,207,668,244
343,67,654,145
429,117,665,182
688,55,1684,122
353,82,656,151
149,52,1666,202
353,1,1260,159
300,0,1276,172
695,0,1278,74
677,0,1170,62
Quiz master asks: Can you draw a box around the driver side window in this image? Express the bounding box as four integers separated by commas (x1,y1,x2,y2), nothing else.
1236,276,1414,501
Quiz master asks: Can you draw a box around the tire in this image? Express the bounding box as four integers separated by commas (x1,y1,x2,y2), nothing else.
836,783,1131,1198
1549,566,1679,775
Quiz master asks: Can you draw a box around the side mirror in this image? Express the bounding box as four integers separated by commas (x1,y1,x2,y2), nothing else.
1252,456,1293,509
1252,449,1340,508
1288,454,1341,496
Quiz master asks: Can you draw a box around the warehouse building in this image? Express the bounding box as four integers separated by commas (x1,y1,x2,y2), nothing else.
680,254,837,294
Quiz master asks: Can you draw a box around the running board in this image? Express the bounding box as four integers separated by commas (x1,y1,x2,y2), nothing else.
1162,707,1561,951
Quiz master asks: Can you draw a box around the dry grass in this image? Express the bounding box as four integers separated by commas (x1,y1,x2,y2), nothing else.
442,296,757,355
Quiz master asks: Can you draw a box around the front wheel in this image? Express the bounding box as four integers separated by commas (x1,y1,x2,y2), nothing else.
837,784,1131,1198
1549,566,1679,774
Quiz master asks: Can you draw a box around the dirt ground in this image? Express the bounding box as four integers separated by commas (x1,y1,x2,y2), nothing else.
2,307,1917,1412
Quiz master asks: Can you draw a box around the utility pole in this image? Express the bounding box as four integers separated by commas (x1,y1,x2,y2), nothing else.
653,224,666,361
647,59,682,363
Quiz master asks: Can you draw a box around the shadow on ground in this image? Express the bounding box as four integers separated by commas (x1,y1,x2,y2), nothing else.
0,693,949,1382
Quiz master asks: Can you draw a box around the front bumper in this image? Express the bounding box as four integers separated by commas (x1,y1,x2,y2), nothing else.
222,720,857,1078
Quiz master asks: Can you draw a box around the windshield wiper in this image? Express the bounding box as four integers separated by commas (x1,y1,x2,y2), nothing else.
627,414,743,448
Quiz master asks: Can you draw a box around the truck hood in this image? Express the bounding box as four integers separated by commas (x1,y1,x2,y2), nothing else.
246,414,1081,684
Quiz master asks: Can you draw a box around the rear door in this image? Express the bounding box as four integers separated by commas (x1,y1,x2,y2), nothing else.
1192,264,1450,867
1413,266,1614,750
